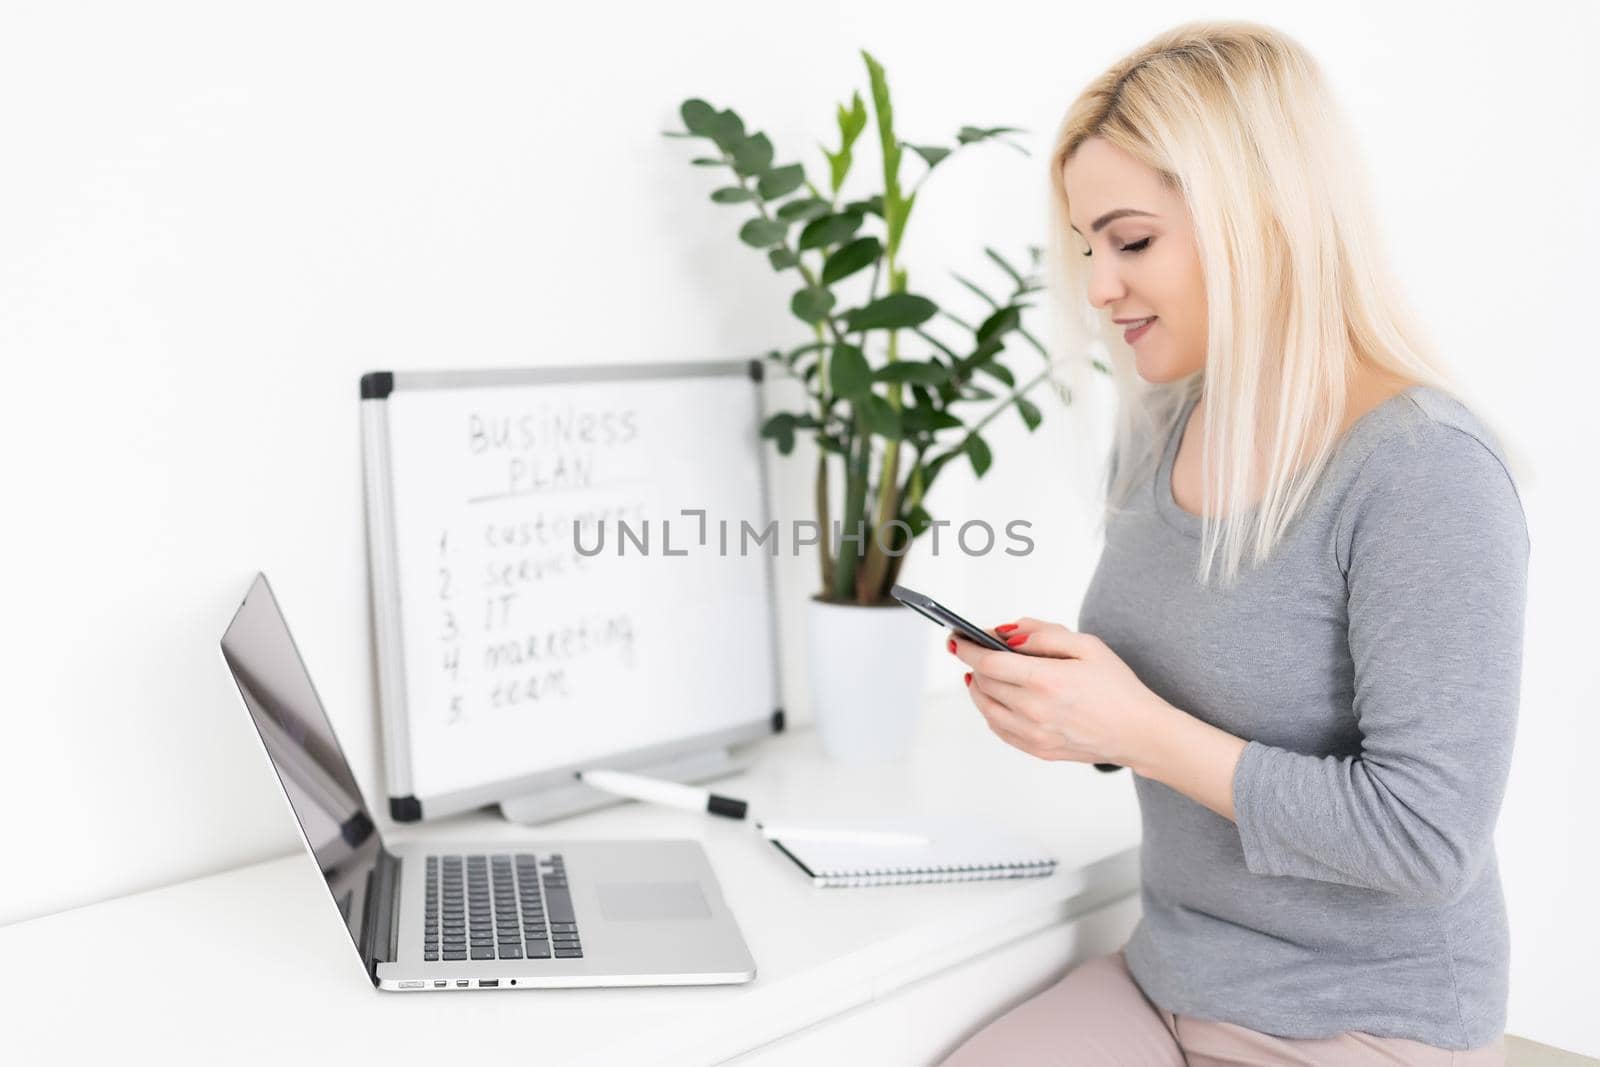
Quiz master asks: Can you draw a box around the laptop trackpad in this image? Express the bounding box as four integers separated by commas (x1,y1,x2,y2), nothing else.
596,880,711,921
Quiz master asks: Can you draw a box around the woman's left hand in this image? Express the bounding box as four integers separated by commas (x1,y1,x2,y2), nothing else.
950,617,1172,768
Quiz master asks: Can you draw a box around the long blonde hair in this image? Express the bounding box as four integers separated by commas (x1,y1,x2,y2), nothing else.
1046,20,1466,587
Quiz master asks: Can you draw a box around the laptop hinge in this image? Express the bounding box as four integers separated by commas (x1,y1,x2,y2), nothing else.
359,847,402,983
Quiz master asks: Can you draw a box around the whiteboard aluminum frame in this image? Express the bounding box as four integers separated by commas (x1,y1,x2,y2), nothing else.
359,360,785,823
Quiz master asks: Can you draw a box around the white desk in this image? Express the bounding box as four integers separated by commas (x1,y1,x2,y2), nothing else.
0,692,1143,1065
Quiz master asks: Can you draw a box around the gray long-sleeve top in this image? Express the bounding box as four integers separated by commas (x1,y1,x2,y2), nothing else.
1077,383,1529,1050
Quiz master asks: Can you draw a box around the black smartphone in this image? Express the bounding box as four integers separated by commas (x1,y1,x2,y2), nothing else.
888,583,1124,773
889,583,1011,652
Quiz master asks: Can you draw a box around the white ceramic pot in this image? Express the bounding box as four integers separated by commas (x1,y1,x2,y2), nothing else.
805,595,933,763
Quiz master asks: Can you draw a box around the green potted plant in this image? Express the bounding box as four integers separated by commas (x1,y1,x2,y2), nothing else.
666,51,1098,760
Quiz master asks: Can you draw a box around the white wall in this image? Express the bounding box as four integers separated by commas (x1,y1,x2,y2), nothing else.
3,0,1595,1054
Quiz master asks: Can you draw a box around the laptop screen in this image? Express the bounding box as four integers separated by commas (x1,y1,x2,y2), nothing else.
220,573,385,960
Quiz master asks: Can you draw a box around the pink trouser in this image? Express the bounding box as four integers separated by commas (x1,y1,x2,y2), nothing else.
938,949,1506,1066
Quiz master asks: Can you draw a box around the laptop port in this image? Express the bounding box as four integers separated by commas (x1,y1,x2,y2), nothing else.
455,980,469,988
480,979,499,988
433,981,447,988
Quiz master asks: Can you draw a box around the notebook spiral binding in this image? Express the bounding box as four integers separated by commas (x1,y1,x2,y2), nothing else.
818,859,1057,888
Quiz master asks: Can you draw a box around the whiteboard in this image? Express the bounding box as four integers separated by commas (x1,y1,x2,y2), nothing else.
359,362,782,821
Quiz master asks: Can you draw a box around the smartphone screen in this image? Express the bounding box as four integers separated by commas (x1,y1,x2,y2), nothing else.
888,584,1012,652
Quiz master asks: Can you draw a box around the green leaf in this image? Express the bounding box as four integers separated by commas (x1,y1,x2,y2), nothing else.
960,385,996,401
875,360,949,385
790,286,835,325
913,326,961,363
963,335,1005,374
843,195,884,217
952,272,999,309
886,189,915,253
907,143,951,168
760,413,797,454
758,163,806,199
975,359,1015,387
690,157,725,166
681,99,719,136
821,236,881,285
984,247,1026,290
708,108,747,153
858,393,902,440
904,504,933,539
710,187,757,204
1015,396,1042,431
862,50,903,232
939,308,975,331
964,434,993,477
768,247,799,270
922,451,958,487
739,218,789,248
976,304,1023,343
821,147,843,192
901,405,964,433
797,211,863,250
956,125,1027,144
828,343,872,399
817,434,848,455
842,292,938,332
784,340,828,364
826,92,868,195
777,197,831,222
731,133,774,177
839,91,868,144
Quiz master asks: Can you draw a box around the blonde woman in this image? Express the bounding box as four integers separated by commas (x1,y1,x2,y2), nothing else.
942,21,1526,1067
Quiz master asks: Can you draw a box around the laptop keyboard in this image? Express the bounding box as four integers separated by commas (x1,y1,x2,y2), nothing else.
423,853,583,962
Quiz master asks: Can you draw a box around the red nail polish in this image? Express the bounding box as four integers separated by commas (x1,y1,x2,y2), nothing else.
964,672,972,686
947,638,957,654
1006,633,1028,647
996,623,1018,634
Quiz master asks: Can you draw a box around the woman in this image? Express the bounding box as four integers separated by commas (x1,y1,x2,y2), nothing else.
940,20,1527,1067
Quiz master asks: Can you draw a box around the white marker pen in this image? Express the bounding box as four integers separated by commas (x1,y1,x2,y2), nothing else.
576,767,748,819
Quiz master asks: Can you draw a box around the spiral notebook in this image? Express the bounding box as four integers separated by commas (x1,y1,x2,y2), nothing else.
765,815,1057,888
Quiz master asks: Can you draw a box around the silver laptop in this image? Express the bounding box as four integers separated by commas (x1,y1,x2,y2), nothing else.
220,572,757,991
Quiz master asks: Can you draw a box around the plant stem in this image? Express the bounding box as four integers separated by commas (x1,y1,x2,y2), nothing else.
832,409,870,601
880,442,925,591
857,291,902,602
726,154,860,595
